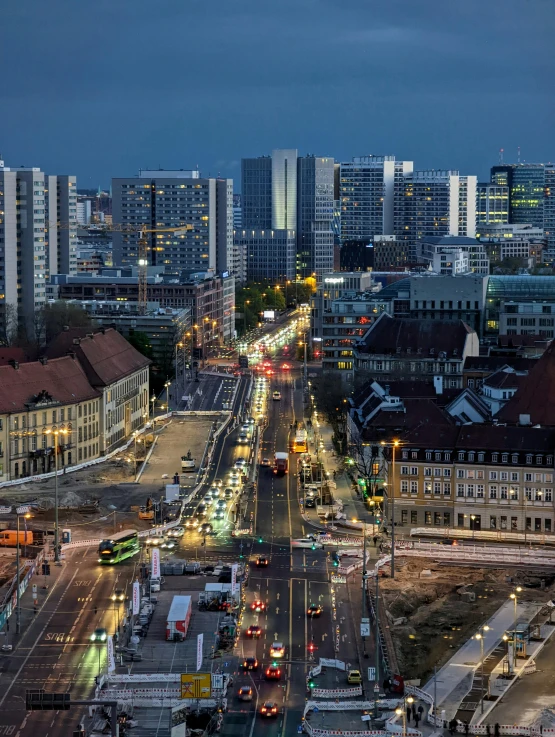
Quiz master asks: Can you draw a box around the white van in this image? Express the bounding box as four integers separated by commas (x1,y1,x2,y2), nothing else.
291,538,324,550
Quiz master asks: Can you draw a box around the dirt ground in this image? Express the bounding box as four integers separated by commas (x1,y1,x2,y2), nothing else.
0,416,220,542
380,557,555,684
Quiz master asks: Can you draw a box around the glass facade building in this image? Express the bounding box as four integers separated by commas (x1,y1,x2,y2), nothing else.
476,183,509,225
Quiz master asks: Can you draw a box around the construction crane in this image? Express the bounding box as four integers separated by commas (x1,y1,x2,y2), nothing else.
49,221,193,314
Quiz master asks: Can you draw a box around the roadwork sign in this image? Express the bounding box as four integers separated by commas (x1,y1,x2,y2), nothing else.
180,673,211,699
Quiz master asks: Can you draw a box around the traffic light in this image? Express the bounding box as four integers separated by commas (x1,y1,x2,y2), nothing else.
311,543,316,550
258,537,263,543
307,642,315,653
308,680,315,688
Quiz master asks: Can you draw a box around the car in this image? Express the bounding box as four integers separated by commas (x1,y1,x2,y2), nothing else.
238,433,249,444
110,589,126,602
224,489,234,500
194,505,207,518
307,604,322,618
347,669,362,685
200,522,213,535
270,642,285,658
167,526,184,538
216,498,227,507
213,478,223,487
160,539,176,550
265,665,281,680
305,497,316,508
235,459,247,469
184,517,199,529
261,458,271,467
203,497,213,507
145,535,162,546
90,628,107,643
238,686,253,702
209,487,223,498
251,600,266,612
272,391,281,400
246,625,262,638
256,556,268,567
260,702,278,717
281,363,290,370
212,509,225,520
242,657,258,670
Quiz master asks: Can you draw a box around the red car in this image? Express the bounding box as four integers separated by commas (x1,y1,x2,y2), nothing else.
260,701,278,717
251,600,266,612
256,556,268,567
265,666,281,680
246,625,262,638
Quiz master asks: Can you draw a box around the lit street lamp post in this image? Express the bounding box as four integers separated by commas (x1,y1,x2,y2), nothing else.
395,695,414,737
44,426,69,564
15,511,32,634
380,439,400,578
474,624,490,712
509,586,522,671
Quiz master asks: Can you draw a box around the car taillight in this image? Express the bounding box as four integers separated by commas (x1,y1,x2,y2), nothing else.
272,707,277,712
266,669,270,675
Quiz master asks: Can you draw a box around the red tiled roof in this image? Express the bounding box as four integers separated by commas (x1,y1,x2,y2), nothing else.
0,356,100,414
0,348,27,366
45,328,150,387
497,342,555,426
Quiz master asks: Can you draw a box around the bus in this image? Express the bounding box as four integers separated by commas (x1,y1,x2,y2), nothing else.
293,428,308,453
98,529,140,564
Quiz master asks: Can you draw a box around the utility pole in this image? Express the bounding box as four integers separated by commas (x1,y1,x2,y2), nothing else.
362,525,367,657
374,567,380,719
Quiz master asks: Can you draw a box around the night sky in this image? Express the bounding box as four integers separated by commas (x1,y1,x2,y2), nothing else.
2,0,554,187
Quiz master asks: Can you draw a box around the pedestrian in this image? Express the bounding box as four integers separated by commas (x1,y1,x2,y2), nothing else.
373,536,378,547
414,715,420,729
406,707,412,723
448,719,456,735
464,722,469,736
417,704,424,719
486,725,491,737
494,724,500,737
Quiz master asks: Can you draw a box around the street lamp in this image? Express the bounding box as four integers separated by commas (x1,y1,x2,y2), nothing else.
44,426,69,564
380,439,400,578
15,511,32,634
470,514,476,542
395,694,414,737
150,393,156,419
509,586,523,670
474,624,491,713
174,341,183,399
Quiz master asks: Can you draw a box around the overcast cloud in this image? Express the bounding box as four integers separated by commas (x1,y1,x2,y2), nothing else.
1,0,554,186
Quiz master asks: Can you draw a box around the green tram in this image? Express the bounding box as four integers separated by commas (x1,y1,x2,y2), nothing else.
98,529,140,564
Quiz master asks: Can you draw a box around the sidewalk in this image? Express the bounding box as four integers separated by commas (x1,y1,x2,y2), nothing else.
422,599,543,720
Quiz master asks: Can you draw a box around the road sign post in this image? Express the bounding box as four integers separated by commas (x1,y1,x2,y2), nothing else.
180,673,211,699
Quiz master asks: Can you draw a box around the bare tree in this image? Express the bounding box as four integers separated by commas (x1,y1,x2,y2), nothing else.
346,431,387,502
0,303,18,346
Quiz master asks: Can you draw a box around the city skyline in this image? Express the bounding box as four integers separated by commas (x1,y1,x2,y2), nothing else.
2,0,554,185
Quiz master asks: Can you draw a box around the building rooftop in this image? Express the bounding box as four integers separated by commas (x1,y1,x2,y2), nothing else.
487,276,555,300
45,328,151,387
463,355,537,373
355,313,474,358
483,367,526,390
497,342,555,427
0,356,100,414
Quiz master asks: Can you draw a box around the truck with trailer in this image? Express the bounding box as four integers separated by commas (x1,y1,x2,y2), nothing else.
166,595,192,641
273,452,288,476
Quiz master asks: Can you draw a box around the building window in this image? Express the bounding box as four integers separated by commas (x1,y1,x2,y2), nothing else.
477,485,484,498
467,484,474,497
435,452,441,461
489,471,498,480
478,453,484,462
511,472,519,482
443,482,451,496
500,486,508,499
458,451,464,461
546,519,552,532
457,513,465,527
489,485,497,499
500,471,508,481
492,453,498,463
445,452,451,461
402,450,408,460
401,466,409,475
401,510,408,525
468,452,475,462
410,467,418,475
426,451,432,461
457,484,465,497
411,451,418,459
434,512,441,526
457,469,464,478
424,467,432,476
510,486,519,500
502,454,509,463
410,480,418,494
425,511,432,525
434,468,442,477
536,455,543,465
434,481,441,495
511,454,518,464
411,511,418,525
424,481,432,494
401,480,408,494
444,512,451,526
490,516,497,529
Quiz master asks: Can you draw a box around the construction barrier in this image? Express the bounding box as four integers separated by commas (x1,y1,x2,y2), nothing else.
410,527,555,546
311,686,362,699
319,658,347,671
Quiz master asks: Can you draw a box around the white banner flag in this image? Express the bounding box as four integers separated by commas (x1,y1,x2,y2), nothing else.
196,633,203,671
0,506,12,515
132,581,140,615
152,548,160,579
16,505,31,515
231,564,238,596
107,635,116,674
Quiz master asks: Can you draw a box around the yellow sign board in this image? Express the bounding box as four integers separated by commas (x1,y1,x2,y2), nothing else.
180,673,211,700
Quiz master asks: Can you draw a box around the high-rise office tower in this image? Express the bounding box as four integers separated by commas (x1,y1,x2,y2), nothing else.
401,170,477,261
297,156,335,278
490,163,546,229
476,183,509,224
45,175,78,276
339,156,413,245
545,165,555,260
0,162,54,336
112,170,234,277
241,149,335,282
